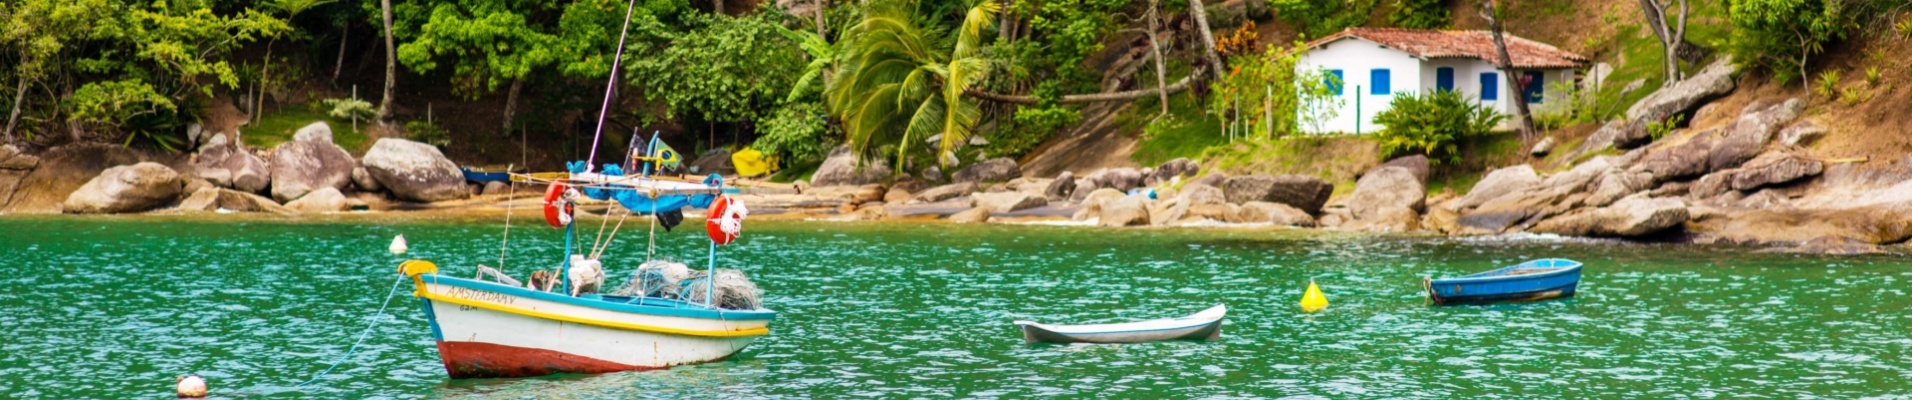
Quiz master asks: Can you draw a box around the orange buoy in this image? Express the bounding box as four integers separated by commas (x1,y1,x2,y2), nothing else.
705,196,747,245
543,181,574,228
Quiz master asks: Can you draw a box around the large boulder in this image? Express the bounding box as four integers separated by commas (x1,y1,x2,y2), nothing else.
913,182,978,203
1530,196,1689,237
947,206,991,223
285,187,348,213
1221,174,1332,214
1458,157,1617,233
1779,121,1827,147
1144,157,1201,187
176,187,293,214
1085,168,1143,193
268,140,355,202
360,138,469,202
952,157,1021,183
351,166,381,192
1729,151,1822,191
689,149,736,176
1176,183,1227,206
1347,166,1425,221
1191,172,1227,188
1043,171,1076,200
1341,206,1422,233
62,162,184,213
1707,98,1803,173
1585,170,1654,208
1097,195,1151,227
1147,197,1190,226
0,145,41,207
1455,165,1540,210
1629,129,1721,183
1377,155,1429,183
1188,203,1239,222
292,121,333,143
1626,56,1738,122
1230,201,1315,226
812,146,890,186
194,144,270,193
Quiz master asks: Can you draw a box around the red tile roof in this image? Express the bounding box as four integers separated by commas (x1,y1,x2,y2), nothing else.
1304,27,1590,69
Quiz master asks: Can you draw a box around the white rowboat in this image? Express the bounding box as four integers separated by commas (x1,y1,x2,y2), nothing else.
1013,304,1226,344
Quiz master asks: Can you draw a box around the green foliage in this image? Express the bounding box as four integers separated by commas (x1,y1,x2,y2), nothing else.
1728,0,1855,86
1647,113,1685,140
752,102,836,164
1533,80,1596,130
826,0,1000,167
1865,66,1881,87
994,0,1131,99
323,97,375,121
1210,41,1339,138
65,79,184,151
1132,94,1226,166
624,11,805,124
1389,0,1450,29
989,105,1080,158
1369,90,1505,164
405,120,451,148
1269,0,1378,38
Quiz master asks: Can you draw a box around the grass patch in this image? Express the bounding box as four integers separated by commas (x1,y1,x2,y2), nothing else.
246,107,372,153
1202,134,1381,195
1428,130,1524,195
1127,91,1228,166
1590,6,1731,122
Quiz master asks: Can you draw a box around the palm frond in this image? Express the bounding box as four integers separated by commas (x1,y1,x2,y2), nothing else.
953,0,1001,59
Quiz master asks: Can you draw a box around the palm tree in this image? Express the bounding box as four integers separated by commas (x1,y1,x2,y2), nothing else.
824,0,999,168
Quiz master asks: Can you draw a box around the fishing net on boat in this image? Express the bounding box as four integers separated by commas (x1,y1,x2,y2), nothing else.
681,269,763,310
612,260,763,310
614,259,701,298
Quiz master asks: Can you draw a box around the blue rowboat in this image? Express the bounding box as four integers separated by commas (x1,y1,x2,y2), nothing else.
1425,258,1583,305
1014,304,1225,344
460,166,514,183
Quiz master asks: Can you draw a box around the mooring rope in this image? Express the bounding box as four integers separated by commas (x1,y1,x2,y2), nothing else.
486,163,518,279
297,275,407,387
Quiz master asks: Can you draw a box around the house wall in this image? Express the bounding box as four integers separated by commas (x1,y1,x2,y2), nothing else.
1295,38,1424,134
1297,39,1579,134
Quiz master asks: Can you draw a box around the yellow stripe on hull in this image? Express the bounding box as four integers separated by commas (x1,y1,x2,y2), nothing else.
417,292,770,338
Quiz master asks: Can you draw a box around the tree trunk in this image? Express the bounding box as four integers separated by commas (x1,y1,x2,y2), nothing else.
713,0,723,15
5,77,26,143
1639,0,1688,86
502,77,523,136
333,23,348,81
377,0,396,121
1482,0,1535,141
1185,0,1227,75
966,73,1197,105
1146,0,1169,116
815,0,826,37
256,40,273,124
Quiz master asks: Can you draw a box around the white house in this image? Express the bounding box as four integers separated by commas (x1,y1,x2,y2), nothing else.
1295,28,1590,134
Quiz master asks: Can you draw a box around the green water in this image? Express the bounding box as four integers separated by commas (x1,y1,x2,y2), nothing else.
1,216,1908,398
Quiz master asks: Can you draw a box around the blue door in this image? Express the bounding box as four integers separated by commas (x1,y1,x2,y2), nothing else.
1480,72,1499,100
1436,67,1454,91
1523,71,1545,103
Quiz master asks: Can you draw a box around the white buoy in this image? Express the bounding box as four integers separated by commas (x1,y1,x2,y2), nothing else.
175,374,207,398
389,234,408,255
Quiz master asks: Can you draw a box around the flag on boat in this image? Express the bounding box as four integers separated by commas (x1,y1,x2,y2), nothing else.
631,136,682,171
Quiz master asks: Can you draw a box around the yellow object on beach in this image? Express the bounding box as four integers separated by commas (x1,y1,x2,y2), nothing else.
1300,279,1329,313
731,148,779,177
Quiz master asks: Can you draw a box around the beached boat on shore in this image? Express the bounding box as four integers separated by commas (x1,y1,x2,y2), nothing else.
1014,304,1226,344
1425,258,1584,305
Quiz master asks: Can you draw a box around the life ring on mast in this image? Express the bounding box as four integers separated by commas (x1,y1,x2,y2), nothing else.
543,181,575,228
705,195,747,245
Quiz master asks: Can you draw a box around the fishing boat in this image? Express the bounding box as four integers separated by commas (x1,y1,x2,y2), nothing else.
395,1,774,378
459,165,517,184
1013,304,1226,344
1425,258,1584,305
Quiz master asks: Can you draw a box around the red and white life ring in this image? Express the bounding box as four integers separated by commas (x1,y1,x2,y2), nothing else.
543,181,575,228
705,195,748,245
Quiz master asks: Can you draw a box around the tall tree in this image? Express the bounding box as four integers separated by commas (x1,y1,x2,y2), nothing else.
1728,0,1853,97
1480,0,1534,141
1145,0,1169,117
1640,0,1689,85
827,0,1000,165
377,0,395,121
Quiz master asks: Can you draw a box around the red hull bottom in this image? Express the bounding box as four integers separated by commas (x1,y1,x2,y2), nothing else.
437,341,674,379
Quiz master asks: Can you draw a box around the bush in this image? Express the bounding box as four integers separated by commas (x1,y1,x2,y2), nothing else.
751,102,836,165
323,98,376,122
1370,90,1505,164
404,120,450,148
1389,0,1450,29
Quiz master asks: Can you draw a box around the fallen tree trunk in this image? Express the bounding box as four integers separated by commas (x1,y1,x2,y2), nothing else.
965,72,1199,105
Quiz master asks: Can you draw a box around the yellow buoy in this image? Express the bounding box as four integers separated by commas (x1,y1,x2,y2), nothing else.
1300,279,1329,313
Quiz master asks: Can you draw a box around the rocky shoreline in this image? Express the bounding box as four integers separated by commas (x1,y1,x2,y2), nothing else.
4,58,1911,255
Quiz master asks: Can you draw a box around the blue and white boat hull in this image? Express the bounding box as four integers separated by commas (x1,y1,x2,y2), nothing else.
1427,258,1584,306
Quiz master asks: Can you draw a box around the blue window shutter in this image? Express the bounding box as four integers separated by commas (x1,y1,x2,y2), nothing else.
1327,70,1344,95
1370,69,1391,94
1523,71,1545,103
1480,72,1499,100
1436,67,1454,91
